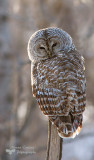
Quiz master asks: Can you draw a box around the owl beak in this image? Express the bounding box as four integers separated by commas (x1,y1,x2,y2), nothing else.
48,51,52,57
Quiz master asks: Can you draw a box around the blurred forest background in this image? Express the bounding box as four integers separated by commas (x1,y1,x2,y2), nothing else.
0,0,94,160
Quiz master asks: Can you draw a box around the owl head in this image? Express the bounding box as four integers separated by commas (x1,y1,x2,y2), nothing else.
27,27,75,62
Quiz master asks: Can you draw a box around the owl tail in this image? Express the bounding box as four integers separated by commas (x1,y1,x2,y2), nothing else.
49,113,83,138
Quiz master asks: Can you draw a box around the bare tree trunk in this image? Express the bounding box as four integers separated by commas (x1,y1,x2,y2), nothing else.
46,120,62,160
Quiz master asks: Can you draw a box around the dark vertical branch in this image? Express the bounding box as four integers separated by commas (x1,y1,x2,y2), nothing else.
46,120,63,160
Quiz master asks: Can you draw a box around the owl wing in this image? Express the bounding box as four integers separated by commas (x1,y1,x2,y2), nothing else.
64,51,86,115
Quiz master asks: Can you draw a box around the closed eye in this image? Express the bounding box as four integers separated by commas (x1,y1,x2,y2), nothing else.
52,43,57,47
39,46,45,50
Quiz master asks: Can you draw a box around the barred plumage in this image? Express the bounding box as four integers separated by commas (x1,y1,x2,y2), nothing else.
28,27,86,138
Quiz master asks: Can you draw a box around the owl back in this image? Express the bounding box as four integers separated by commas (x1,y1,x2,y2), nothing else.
31,50,86,138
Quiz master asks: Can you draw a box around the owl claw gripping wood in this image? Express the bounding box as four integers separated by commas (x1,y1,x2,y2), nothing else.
27,27,86,138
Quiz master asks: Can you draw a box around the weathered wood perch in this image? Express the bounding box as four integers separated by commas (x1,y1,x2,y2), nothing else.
46,120,63,160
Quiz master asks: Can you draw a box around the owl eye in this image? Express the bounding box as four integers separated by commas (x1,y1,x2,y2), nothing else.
52,43,57,48
39,46,45,50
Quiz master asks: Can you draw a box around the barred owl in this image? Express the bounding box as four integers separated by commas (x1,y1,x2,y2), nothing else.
27,27,86,138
